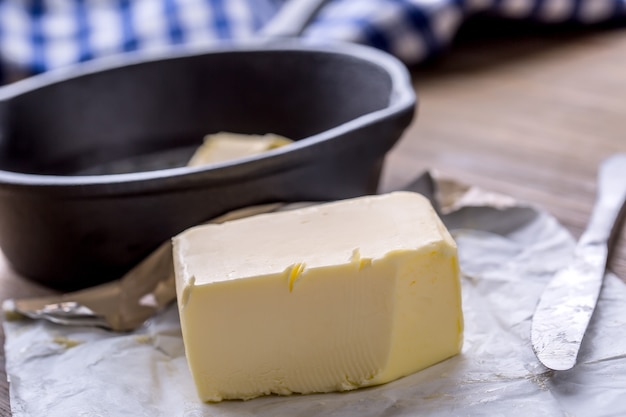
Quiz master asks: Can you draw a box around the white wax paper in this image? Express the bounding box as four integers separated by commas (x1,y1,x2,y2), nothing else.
4,193,626,416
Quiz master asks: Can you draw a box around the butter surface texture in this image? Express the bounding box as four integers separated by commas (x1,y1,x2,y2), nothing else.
173,192,463,402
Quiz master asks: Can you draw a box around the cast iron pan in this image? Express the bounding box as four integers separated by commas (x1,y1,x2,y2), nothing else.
0,3,416,291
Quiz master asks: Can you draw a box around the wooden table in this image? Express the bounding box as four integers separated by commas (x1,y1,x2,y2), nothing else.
381,19,626,281
1,18,625,416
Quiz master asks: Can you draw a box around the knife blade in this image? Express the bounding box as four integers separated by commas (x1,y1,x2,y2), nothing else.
531,153,626,371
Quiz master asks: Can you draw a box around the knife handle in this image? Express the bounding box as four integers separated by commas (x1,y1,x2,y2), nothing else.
579,154,626,249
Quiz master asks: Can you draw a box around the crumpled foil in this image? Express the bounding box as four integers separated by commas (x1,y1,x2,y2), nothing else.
3,173,626,416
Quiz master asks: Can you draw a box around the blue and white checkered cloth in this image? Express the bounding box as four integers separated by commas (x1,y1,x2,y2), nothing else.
0,0,625,84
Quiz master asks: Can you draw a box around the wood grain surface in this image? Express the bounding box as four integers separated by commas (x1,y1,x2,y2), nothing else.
1,18,625,416
381,18,626,281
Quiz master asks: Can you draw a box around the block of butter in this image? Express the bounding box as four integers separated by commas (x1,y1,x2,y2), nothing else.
173,191,463,402
187,132,292,167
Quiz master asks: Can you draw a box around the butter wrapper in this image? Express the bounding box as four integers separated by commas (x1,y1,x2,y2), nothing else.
6,172,626,417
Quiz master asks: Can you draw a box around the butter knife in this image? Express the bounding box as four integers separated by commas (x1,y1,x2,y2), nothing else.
531,153,626,371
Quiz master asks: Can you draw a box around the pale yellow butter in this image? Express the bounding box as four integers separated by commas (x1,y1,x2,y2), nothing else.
187,132,292,167
173,192,463,402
